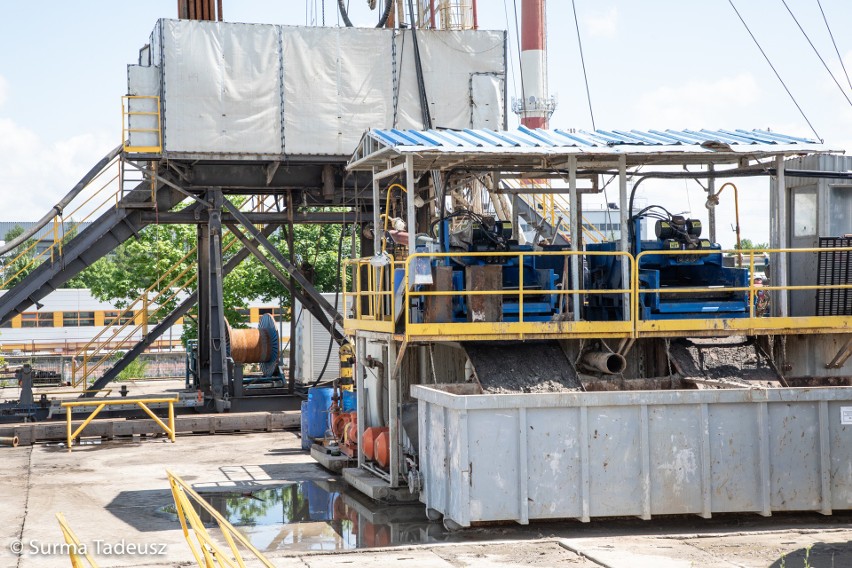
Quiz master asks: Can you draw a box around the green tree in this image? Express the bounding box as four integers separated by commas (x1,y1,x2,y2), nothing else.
78,201,354,345
738,238,769,250
1,225,39,289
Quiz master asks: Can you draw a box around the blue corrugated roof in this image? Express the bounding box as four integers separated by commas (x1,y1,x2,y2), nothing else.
367,126,819,149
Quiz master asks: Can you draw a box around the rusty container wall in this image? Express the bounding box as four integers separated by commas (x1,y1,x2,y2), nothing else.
412,384,852,527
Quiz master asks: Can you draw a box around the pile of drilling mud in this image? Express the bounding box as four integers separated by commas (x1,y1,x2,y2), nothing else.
668,337,781,386
464,341,582,393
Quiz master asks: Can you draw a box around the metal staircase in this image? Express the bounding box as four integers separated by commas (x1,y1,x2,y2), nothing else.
0,149,187,326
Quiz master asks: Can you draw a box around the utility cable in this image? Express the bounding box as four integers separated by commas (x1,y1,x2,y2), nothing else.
571,0,596,130
781,0,852,108
815,0,852,92
407,0,433,128
727,0,822,141
502,0,519,99
512,0,527,114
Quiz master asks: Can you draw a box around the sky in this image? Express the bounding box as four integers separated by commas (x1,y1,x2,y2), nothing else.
0,0,850,248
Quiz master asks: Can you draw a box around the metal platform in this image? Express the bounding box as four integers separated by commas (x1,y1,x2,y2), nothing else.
343,467,417,503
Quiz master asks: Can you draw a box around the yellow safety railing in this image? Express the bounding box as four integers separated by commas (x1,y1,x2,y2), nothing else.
62,397,177,451
55,512,100,568
167,470,275,568
1,155,122,289
342,256,403,334
122,95,162,154
632,247,852,336
344,247,852,340
399,250,634,341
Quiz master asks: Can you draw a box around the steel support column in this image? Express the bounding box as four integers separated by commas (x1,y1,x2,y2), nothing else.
196,220,211,393
207,190,229,402
618,155,630,322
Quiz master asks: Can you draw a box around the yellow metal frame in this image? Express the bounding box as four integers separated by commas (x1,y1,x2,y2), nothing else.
62,397,177,451
344,247,852,341
167,470,276,568
121,95,162,154
55,512,100,568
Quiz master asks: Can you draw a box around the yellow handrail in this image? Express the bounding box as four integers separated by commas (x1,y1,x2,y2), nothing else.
345,246,852,339
62,397,177,451
55,512,100,567
1,156,122,288
122,96,162,154
167,470,276,568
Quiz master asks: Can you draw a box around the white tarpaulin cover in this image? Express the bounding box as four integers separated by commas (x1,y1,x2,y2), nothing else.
161,20,283,155
134,19,505,158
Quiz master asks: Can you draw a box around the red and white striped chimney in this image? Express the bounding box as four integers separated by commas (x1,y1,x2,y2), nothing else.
514,0,555,129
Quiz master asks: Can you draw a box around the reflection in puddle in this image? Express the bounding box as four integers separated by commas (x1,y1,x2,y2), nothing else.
168,479,446,552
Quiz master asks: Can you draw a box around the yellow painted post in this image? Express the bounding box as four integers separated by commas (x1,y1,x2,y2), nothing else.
142,292,149,336
748,251,755,319
168,400,175,443
518,252,524,324
66,406,72,452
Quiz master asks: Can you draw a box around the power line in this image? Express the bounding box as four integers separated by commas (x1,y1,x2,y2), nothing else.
502,0,519,98
815,0,852,92
727,0,822,141
571,0,596,130
781,0,852,108
512,0,527,114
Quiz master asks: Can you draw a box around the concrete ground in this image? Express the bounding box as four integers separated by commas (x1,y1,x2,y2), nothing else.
0,428,850,568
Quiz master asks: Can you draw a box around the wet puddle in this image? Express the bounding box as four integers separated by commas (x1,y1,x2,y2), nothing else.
162,479,447,552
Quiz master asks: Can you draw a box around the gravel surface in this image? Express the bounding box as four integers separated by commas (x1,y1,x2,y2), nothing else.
464,341,582,393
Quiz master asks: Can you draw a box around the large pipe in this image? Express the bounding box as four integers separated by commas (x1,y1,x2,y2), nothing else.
0,436,19,448
581,351,627,375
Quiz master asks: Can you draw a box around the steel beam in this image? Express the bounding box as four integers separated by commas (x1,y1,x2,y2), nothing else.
222,200,344,330
139,211,365,224
224,222,347,345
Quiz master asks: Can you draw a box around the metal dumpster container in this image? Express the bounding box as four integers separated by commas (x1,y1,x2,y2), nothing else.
412,384,852,527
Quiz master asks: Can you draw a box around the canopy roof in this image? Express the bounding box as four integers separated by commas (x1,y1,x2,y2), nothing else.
348,126,840,172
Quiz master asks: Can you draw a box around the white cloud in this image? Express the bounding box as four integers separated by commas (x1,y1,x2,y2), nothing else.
583,7,618,39
633,73,761,129
0,116,114,222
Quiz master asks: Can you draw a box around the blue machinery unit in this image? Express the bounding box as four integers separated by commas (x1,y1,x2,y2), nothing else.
406,209,749,324
408,214,567,323
587,212,750,320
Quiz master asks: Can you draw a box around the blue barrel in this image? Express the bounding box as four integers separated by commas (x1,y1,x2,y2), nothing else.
342,390,357,412
304,387,334,440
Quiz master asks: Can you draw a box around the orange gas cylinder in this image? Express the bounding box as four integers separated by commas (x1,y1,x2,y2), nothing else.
374,429,390,469
362,426,388,461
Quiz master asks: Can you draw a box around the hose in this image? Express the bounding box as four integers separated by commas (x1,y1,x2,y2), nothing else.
337,0,394,28
310,223,347,388
337,0,354,27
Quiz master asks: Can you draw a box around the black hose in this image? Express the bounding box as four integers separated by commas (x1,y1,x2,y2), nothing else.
376,0,393,27
626,167,772,248
310,223,347,388
337,0,354,27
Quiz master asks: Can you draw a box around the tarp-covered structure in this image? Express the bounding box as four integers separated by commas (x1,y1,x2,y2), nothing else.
128,19,507,159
